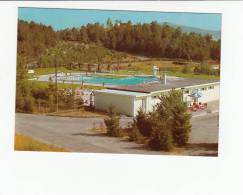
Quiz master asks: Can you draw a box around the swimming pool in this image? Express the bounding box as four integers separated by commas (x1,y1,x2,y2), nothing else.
61,75,159,85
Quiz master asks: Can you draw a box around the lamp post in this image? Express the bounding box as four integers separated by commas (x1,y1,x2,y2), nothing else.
53,50,67,113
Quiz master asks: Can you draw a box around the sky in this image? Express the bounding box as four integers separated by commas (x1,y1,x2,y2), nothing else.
18,7,221,31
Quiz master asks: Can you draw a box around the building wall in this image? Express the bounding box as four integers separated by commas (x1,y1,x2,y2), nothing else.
94,92,134,116
145,83,220,112
195,84,220,103
134,95,161,115
146,95,161,112
94,83,220,117
182,83,220,105
133,97,151,116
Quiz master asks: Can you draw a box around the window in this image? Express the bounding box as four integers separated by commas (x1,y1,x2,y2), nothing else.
208,86,214,90
201,87,206,91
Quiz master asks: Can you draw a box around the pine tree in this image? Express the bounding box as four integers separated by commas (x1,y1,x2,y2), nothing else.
148,120,173,151
104,106,122,137
167,90,192,146
127,124,144,142
171,103,192,146
134,108,153,137
16,55,34,113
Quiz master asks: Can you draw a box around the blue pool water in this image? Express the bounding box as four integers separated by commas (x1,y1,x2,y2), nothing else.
64,75,159,85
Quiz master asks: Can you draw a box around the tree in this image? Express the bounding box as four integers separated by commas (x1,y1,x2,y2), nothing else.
104,106,122,137
47,82,56,112
127,122,144,142
171,103,192,146
166,90,192,147
17,20,57,60
94,47,105,72
115,53,124,72
106,18,113,28
148,121,174,151
133,108,153,137
16,55,34,113
147,89,192,150
18,19,220,63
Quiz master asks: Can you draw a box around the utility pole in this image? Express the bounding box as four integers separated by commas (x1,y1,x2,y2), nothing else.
55,59,58,112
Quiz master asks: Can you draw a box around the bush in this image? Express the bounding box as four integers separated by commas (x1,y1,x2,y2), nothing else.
173,61,188,65
181,65,192,74
16,93,34,113
148,121,173,151
127,123,145,142
23,95,35,113
74,97,84,109
194,63,219,76
104,106,122,137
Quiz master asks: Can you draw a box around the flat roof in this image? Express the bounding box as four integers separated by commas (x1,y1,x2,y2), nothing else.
95,89,148,97
107,78,220,93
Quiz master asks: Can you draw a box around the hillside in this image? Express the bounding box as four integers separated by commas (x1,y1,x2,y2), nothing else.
17,19,221,65
37,41,136,70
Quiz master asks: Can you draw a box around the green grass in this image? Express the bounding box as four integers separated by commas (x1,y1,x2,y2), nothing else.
167,71,220,80
28,80,105,90
31,58,219,80
33,67,80,76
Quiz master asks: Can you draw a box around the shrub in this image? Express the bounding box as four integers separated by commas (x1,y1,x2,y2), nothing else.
74,97,84,109
148,121,173,151
16,90,34,113
173,61,188,65
31,85,49,100
181,65,192,74
127,123,145,142
23,95,35,113
104,106,122,137
194,63,219,76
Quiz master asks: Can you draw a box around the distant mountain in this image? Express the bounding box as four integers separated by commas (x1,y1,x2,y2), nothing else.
162,22,221,40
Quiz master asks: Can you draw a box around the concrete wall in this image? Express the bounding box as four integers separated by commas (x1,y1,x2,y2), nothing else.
94,92,134,116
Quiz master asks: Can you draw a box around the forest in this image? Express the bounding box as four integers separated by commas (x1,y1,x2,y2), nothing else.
17,19,221,64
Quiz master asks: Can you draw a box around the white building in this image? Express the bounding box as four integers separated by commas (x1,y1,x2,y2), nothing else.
94,77,220,117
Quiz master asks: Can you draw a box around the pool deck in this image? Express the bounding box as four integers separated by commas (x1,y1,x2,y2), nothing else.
33,72,163,87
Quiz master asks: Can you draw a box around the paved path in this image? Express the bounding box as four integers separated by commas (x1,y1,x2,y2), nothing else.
15,112,219,155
